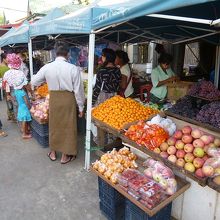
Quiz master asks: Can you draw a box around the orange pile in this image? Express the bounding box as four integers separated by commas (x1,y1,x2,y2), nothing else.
36,84,49,97
92,96,159,129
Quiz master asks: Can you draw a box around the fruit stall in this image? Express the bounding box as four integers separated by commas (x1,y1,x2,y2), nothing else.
91,84,220,220
30,84,49,147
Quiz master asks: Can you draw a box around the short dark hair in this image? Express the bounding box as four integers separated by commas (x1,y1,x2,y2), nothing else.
158,53,173,65
115,50,129,65
102,48,116,66
1,53,7,60
55,42,69,57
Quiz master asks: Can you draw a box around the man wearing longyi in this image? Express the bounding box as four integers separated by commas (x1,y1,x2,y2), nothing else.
31,43,85,164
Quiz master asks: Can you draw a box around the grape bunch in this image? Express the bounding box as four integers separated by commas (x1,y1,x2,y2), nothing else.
169,96,200,119
196,101,220,128
188,80,220,99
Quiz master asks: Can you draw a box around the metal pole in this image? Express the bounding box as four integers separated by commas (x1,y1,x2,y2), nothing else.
214,46,220,88
28,38,34,80
84,33,95,171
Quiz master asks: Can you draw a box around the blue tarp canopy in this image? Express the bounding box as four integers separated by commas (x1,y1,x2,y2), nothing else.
0,8,64,47
92,0,220,45
29,7,109,37
93,0,217,29
0,21,29,47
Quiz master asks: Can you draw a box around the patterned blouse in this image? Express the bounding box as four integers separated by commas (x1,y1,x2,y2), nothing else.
92,67,121,105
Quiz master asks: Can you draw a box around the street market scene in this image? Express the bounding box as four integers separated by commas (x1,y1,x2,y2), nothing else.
1,0,220,220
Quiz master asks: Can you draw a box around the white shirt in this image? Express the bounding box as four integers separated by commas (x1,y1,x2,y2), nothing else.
31,57,85,112
20,62,29,77
120,64,134,97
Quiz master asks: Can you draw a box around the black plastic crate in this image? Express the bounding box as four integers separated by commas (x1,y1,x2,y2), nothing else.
125,199,172,220
98,177,125,220
31,118,49,136
100,201,125,220
32,129,49,148
98,177,125,204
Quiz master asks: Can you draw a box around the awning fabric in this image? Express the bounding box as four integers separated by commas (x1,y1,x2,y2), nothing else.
0,8,64,47
0,21,29,47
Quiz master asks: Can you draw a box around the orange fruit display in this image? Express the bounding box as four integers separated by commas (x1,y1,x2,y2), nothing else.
36,84,49,97
92,96,159,129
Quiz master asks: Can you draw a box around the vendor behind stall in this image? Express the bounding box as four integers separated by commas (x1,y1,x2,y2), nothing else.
150,53,178,103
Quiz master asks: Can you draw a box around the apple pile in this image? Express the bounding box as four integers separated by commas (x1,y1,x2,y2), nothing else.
154,125,220,178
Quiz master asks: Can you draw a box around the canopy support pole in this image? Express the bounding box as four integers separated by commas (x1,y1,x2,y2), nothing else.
28,38,34,80
84,33,95,171
214,46,220,88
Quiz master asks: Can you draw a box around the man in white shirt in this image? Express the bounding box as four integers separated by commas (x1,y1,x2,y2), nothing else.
31,44,85,164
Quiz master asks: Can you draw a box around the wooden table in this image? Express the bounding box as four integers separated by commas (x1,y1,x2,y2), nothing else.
91,167,190,217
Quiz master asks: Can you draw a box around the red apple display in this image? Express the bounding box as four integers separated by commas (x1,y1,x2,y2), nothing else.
168,155,177,163
193,139,205,148
191,129,202,139
176,149,185,159
202,165,214,177
167,146,177,155
193,147,205,158
173,130,183,139
208,135,214,143
195,168,205,178
214,138,220,147
160,151,169,159
182,126,192,134
176,158,185,167
184,153,195,163
154,148,161,154
184,144,194,153
182,134,193,144
175,140,185,150
160,142,169,152
167,137,176,146
184,162,195,173
193,158,204,168
200,135,211,145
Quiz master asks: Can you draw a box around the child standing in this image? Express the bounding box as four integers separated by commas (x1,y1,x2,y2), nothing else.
14,75,32,139
5,53,32,139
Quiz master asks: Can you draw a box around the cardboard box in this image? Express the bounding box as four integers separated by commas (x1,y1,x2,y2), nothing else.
167,81,193,101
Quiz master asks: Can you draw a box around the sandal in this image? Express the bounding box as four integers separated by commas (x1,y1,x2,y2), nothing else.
61,155,76,164
47,152,57,161
22,134,32,139
0,131,8,137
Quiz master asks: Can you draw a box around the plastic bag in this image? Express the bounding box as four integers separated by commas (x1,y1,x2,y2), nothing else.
202,158,220,178
207,147,220,157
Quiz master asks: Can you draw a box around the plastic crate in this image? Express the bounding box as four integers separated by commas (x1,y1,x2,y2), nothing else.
32,129,49,148
98,177,125,204
100,201,125,220
98,177,125,220
31,118,49,136
125,199,172,220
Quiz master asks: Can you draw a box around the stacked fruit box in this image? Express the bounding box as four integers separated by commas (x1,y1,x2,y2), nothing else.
31,117,49,148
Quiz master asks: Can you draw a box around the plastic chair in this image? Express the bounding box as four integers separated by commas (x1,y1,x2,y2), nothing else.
139,84,152,102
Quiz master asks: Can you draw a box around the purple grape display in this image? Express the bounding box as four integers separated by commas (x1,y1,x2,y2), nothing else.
188,80,220,99
169,96,201,119
196,102,220,128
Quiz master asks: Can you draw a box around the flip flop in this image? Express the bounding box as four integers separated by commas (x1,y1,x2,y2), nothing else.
47,152,57,161
22,134,32,139
61,155,76,164
0,131,8,137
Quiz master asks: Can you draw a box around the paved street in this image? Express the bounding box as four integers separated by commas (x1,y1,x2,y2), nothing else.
0,101,105,220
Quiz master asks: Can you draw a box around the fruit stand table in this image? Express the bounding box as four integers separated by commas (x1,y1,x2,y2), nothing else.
92,115,220,220
91,166,190,217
